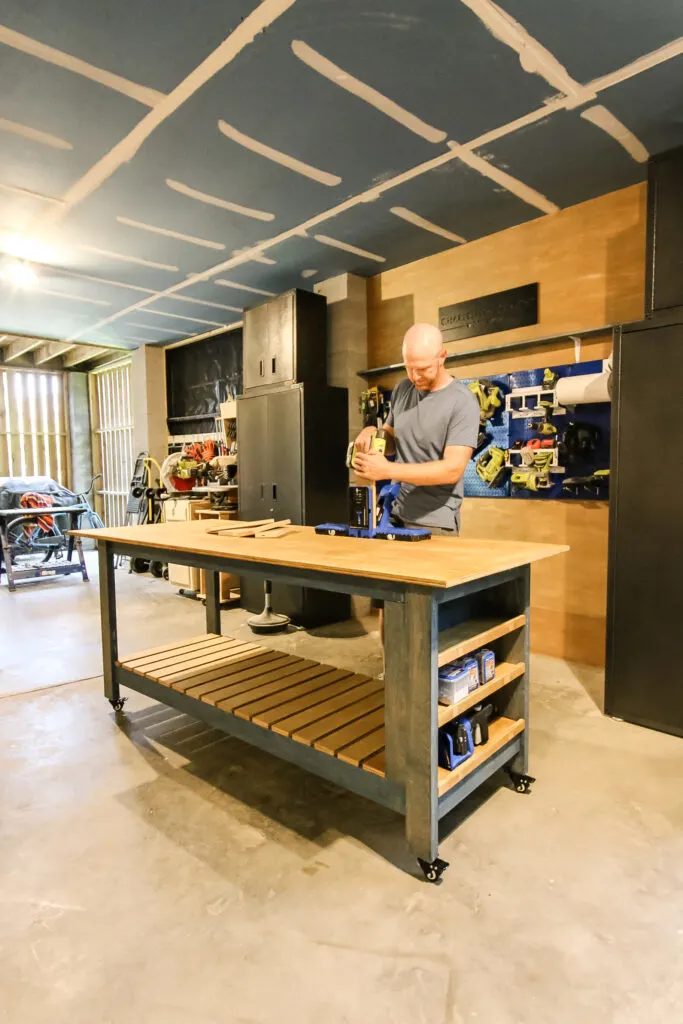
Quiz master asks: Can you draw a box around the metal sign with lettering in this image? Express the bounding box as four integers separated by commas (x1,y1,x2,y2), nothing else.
439,283,538,343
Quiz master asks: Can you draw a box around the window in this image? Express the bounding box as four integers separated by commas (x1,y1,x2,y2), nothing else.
0,368,68,482
89,361,133,526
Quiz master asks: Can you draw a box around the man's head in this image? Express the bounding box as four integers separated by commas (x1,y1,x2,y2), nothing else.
402,323,447,392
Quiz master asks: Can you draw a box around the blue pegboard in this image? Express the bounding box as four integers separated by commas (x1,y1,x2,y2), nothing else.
461,361,610,501
462,375,511,498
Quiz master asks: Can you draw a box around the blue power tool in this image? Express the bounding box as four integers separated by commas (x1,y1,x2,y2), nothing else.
315,482,431,541
438,718,474,770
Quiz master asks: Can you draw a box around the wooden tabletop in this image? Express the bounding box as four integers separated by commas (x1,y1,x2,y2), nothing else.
74,519,567,590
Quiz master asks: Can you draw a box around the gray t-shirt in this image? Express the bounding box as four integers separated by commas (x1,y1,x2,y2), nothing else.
386,377,479,531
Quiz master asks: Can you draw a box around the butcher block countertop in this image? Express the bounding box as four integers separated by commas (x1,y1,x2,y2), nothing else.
73,519,568,590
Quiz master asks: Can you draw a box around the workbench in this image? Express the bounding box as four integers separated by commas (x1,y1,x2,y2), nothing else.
1,504,89,591
74,519,565,881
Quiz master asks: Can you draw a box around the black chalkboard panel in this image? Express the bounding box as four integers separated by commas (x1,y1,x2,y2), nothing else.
439,283,538,343
166,330,242,434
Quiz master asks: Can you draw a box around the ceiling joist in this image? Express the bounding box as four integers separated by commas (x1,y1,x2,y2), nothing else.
62,344,109,367
33,342,77,365
3,337,44,362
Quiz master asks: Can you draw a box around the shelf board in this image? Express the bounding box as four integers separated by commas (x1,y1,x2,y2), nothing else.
438,614,526,668
438,716,525,796
118,634,386,778
438,661,525,726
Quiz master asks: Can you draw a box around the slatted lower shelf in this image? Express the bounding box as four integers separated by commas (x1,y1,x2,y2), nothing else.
117,634,523,790
117,634,387,777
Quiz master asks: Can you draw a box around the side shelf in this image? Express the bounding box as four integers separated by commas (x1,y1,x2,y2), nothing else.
438,614,526,667
437,717,525,796
438,661,525,726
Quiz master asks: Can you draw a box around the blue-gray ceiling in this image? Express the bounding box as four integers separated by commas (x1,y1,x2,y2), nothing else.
0,0,682,349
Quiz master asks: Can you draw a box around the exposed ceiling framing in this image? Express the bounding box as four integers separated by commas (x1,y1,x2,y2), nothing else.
0,0,681,349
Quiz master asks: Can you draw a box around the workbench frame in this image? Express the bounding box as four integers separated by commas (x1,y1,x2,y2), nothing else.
97,539,531,878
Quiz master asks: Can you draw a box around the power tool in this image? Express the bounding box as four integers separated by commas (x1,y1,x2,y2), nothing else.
468,379,503,452
562,468,610,496
475,446,508,488
346,428,389,469
359,387,392,428
316,482,431,541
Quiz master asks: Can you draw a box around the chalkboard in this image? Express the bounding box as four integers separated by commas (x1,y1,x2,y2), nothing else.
166,330,242,434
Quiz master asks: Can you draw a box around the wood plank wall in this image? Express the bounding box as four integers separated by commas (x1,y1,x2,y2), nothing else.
366,185,648,667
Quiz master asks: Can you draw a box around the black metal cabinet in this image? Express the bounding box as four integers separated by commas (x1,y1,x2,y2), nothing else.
605,313,683,737
645,147,683,315
242,290,327,392
237,383,349,625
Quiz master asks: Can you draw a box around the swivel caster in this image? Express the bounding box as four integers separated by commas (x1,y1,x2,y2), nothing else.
109,696,127,712
507,769,535,794
417,857,449,884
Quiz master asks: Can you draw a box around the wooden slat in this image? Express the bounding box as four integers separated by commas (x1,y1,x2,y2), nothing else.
239,668,352,724
437,717,525,795
438,662,525,726
252,671,368,729
227,663,331,718
207,659,319,709
337,726,386,767
129,637,244,674
438,615,526,667
146,642,258,682
120,634,222,667
274,678,382,738
314,708,385,756
362,750,386,777
158,641,262,682
176,652,290,695
292,689,385,747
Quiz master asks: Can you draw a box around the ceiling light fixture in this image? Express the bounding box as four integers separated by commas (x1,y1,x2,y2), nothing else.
1,260,38,288
0,231,57,264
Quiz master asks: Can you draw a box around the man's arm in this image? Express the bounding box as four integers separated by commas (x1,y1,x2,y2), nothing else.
353,444,471,484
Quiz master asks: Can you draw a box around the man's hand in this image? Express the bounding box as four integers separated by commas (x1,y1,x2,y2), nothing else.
354,426,377,454
353,450,392,482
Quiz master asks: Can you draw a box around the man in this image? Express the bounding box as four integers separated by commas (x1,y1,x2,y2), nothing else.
353,322,479,535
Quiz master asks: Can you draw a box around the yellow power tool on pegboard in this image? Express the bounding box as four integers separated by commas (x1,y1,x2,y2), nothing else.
468,379,503,451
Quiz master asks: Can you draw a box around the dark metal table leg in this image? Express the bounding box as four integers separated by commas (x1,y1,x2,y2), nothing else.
0,525,17,592
385,589,443,880
205,569,221,635
98,542,124,710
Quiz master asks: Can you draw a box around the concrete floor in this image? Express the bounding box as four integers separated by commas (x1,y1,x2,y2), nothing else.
1,556,682,1022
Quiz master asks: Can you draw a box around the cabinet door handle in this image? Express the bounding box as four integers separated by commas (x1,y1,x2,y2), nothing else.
260,484,264,499
272,484,277,500
272,356,277,375
259,359,264,377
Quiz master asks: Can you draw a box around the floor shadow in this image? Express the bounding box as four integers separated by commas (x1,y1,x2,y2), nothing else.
115,703,416,881
306,619,373,640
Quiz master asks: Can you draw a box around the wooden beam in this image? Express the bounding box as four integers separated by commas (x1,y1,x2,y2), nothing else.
63,344,109,368
33,342,77,365
2,337,43,361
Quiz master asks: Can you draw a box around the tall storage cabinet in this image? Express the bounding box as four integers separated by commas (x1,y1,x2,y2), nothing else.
606,312,683,737
238,290,350,626
606,145,683,737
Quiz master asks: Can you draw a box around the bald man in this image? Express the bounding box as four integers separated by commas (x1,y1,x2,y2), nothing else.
353,323,479,535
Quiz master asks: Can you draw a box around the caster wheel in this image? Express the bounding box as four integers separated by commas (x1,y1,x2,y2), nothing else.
417,857,449,884
109,696,127,712
507,770,535,794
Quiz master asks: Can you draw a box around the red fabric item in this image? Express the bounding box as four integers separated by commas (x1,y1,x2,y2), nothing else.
19,492,55,535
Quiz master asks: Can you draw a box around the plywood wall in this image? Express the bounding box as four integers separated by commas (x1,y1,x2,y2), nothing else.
367,183,646,368
365,184,647,668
